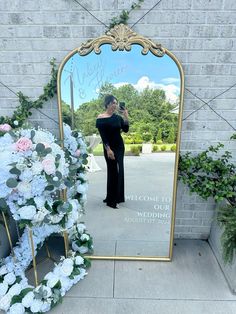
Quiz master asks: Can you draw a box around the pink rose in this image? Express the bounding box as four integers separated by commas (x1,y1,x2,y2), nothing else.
75,149,81,157
15,137,32,152
42,158,56,175
0,124,12,132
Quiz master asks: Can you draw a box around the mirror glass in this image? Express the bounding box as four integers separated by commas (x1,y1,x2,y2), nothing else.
59,42,181,258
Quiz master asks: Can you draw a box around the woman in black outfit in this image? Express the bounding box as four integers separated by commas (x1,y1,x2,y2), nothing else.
96,95,129,209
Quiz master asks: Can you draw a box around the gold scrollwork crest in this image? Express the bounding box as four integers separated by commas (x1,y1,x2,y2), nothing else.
77,24,165,57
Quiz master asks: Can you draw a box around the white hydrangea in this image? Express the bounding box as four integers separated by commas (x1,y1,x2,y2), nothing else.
0,265,8,276
7,283,22,296
8,302,25,314
33,130,55,145
22,291,34,308
31,161,43,175
17,205,36,220
30,299,44,313
0,282,8,297
41,301,51,313
3,272,16,285
0,293,12,311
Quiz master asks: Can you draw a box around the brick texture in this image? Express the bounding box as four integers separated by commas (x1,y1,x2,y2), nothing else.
0,0,235,239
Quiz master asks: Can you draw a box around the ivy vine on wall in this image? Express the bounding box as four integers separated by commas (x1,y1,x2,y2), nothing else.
108,0,145,29
0,59,57,129
178,141,236,264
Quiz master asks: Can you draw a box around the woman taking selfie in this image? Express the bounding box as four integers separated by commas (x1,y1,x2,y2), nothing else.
96,95,129,209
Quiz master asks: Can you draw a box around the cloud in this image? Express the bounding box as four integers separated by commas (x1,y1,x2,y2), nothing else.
113,76,180,104
161,77,180,84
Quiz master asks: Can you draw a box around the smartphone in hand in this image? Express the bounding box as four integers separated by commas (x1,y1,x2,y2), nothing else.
119,102,126,111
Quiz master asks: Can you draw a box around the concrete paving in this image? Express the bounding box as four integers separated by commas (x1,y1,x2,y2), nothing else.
85,154,175,257
48,240,236,314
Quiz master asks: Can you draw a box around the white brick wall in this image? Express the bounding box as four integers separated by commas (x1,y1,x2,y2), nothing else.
0,0,235,239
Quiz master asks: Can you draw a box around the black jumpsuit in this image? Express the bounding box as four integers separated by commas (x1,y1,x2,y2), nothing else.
96,114,129,208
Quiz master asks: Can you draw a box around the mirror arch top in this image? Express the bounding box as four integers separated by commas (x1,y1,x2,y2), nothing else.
57,23,185,137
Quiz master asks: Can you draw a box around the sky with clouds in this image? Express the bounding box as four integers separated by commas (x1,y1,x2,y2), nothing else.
61,44,181,109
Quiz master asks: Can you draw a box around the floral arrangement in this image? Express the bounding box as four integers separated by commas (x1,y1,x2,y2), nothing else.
0,123,93,313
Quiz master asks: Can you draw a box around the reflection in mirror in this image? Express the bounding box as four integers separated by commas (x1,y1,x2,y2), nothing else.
60,42,181,258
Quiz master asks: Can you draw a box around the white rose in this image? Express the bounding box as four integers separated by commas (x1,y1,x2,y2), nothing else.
0,282,8,297
4,272,16,285
22,291,34,308
76,223,86,234
59,277,71,292
31,161,43,175
63,258,73,266
41,301,51,313
50,214,63,224
78,246,89,254
72,241,80,252
30,299,44,313
80,234,90,241
75,256,84,265
60,260,74,277
32,211,47,223
8,283,22,296
69,199,79,211
0,265,8,276
76,182,87,194
0,294,12,311
42,285,52,298
45,273,59,288
8,302,25,314
17,205,36,220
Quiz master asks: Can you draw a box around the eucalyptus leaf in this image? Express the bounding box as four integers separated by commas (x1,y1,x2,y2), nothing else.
31,130,35,139
0,198,8,209
6,178,18,188
36,143,46,154
9,167,21,176
45,185,54,191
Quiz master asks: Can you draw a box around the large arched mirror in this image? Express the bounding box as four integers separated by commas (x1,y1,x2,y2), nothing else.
57,24,184,260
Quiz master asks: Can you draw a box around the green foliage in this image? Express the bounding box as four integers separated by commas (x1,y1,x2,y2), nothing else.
142,132,152,143
156,128,162,141
179,143,236,204
167,127,175,144
130,145,140,156
217,204,236,264
152,145,159,152
161,145,167,151
156,139,163,145
71,82,178,140
0,59,57,128
108,0,144,29
171,144,176,152
133,133,143,144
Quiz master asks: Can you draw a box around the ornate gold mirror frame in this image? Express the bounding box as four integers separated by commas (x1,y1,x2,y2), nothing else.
57,24,184,261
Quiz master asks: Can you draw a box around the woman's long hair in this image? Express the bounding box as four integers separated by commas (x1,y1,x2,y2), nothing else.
104,95,117,109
